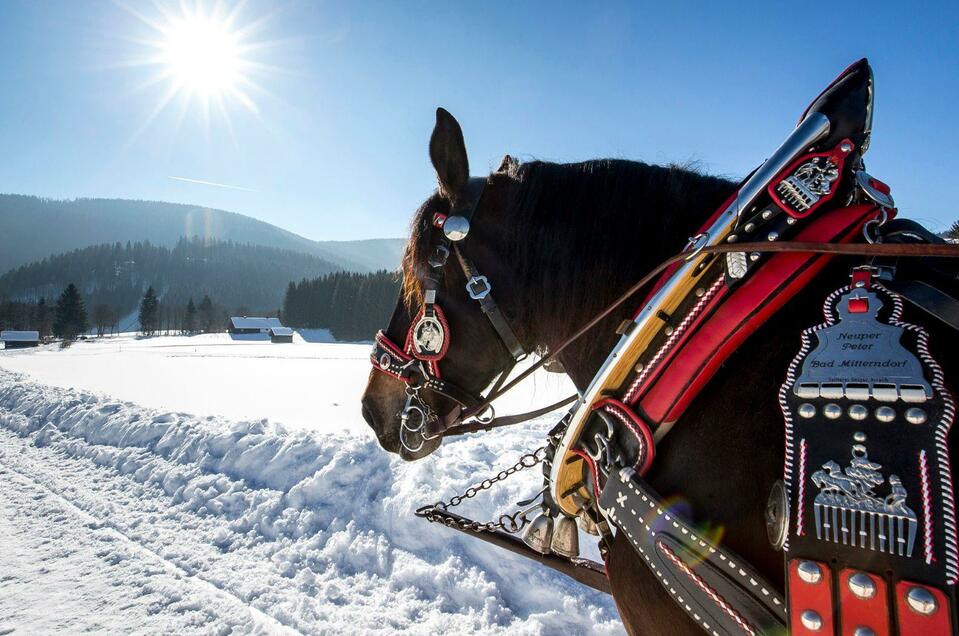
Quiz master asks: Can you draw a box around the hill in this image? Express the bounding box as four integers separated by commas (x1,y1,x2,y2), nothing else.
0,238,341,315
0,194,404,274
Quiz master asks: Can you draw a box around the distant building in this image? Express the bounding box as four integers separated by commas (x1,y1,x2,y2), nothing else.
227,316,283,334
1,330,40,349
269,327,294,344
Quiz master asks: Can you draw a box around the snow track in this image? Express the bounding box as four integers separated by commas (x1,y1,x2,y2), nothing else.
0,368,621,634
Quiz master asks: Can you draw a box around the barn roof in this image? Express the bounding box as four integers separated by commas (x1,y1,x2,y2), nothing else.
1,330,40,342
229,317,283,330
270,327,294,337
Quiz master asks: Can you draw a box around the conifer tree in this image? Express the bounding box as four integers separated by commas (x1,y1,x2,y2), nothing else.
184,298,197,334
53,283,89,340
138,286,160,336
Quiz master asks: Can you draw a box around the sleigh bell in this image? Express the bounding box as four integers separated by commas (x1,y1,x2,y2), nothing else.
522,511,554,554
549,514,580,558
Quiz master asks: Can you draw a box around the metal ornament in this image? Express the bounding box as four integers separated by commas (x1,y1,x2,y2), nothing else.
776,156,840,213
726,251,748,279
442,215,470,241
522,512,554,554
766,480,789,551
411,312,446,358
811,440,917,556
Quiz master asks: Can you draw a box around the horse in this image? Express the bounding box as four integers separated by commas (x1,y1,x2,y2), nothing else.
360,107,959,634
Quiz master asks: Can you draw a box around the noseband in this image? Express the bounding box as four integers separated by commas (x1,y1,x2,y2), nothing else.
370,177,533,453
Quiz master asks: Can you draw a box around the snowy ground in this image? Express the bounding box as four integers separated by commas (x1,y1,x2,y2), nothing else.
0,334,621,634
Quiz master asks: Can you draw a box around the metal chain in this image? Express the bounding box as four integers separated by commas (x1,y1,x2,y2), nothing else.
415,446,548,534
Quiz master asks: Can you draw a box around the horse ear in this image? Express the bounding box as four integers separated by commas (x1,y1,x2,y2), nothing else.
496,154,517,174
429,107,469,198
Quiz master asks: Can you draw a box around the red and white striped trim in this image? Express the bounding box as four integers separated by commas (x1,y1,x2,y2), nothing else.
920,449,935,565
796,438,808,537
657,540,756,635
623,276,724,403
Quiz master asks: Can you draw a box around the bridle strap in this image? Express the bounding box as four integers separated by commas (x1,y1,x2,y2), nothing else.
440,394,579,437
459,240,959,422
453,245,527,360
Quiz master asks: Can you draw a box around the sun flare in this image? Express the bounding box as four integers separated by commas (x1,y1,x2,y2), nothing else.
160,15,243,96
126,2,270,126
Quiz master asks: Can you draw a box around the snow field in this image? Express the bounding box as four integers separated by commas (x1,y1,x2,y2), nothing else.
0,356,621,634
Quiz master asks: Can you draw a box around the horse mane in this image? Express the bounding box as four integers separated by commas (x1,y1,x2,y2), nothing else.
403,158,737,347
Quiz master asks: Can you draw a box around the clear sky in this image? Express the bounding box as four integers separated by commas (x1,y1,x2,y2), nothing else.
0,1,956,241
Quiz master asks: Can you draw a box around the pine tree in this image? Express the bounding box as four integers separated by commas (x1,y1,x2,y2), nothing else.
138,286,160,336
198,295,216,333
184,298,197,334
947,219,959,241
53,283,89,340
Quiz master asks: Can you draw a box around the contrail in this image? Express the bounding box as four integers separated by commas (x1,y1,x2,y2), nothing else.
168,176,258,192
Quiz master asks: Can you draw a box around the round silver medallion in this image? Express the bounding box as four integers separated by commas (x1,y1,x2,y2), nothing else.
378,352,392,370
411,314,446,357
848,572,876,599
796,560,822,584
765,480,789,551
906,586,938,615
800,610,823,631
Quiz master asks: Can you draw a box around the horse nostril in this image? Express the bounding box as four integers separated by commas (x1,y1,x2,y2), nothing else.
361,401,377,428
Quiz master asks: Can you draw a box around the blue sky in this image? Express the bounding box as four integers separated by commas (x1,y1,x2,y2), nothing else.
0,1,956,240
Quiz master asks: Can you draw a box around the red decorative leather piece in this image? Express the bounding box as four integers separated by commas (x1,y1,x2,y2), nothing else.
768,139,855,219
848,296,869,313
640,204,884,424
851,269,873,290
788,559,834,634
838,569,889,636
592,398,655,476
895,581,952,636
432,212,447,228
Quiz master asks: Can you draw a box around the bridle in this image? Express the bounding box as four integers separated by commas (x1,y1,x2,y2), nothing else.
370,177,576,453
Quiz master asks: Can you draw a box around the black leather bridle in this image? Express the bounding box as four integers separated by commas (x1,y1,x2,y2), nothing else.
371,177,571,453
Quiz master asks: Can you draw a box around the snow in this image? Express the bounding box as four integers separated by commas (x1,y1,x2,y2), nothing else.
0,335,621,634
230,317,284,331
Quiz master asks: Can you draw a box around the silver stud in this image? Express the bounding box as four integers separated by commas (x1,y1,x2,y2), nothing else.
727,234,738,243
634,362,644,373
664,326,674,336
798,403,816,419
762,209,773,220
767,231,779,241
749,252,760,261
823,403,842,419
841,141,854,153
905,408,927,425
800,609,823,631
854,627,876,636
787,217,797,225
744,222,756,232
875,406,896,423
695,287,705,297
848,405,868,421
854,432,867,442
906,586,938,615
797,561,822,584
848,572,876,599
442,215,470,241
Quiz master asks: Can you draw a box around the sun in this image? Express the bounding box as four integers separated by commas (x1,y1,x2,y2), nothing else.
160,14,244,96
124,2,270,123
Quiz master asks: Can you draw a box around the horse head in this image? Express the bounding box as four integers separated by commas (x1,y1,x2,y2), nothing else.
360,108,526,460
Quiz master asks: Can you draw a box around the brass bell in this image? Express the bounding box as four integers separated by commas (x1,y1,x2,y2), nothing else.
550,515,580,558
522,512,554,554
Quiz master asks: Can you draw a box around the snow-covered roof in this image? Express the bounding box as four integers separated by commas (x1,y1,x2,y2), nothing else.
1,330,40,342
229,317,283,330
270,327,294,337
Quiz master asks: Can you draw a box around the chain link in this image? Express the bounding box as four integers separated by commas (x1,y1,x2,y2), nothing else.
415,446,548,534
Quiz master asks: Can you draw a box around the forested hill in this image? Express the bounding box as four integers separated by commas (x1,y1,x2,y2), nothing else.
0,194,404,274
0,238,341,314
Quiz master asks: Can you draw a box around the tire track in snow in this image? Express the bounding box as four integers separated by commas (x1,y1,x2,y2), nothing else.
0,449,301,636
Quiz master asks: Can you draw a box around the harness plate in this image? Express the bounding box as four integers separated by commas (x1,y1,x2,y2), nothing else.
782,277,957,634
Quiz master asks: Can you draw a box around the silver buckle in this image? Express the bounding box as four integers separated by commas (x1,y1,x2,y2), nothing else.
467,276,491,300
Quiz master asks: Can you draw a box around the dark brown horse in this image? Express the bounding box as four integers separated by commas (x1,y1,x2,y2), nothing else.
361,108,959,634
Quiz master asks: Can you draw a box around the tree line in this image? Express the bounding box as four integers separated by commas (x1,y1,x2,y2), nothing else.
0,282,236,340
0,237,339,316
283,270,399,341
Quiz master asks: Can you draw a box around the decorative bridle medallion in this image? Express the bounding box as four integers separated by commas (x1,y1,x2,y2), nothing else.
412,312,445,357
